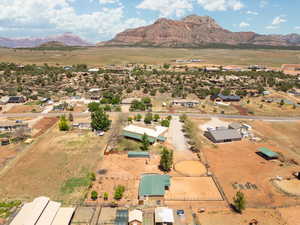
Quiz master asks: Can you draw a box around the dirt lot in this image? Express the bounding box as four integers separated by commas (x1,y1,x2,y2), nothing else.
197,208,287,225
0,121,108,204
277,206,300,225
5,105,42,113
32,117,58,137
0,144,23,170
174,160,207,176
88,153,161,205
165,177,223,201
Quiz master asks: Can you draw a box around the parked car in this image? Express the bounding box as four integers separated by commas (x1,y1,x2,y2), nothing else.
176,209,185,216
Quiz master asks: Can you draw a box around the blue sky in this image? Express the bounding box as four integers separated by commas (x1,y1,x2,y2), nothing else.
0,0,299,43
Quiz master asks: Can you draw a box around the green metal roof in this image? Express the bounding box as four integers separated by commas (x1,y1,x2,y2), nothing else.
123,131,156,143
157,136,166,142
139,174,171,197
128,151,150,158
258,147,279,158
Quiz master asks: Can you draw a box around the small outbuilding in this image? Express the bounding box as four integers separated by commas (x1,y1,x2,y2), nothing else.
258,147,279,160
115,209,128,225
128,151,150,158
155,207,174,225
211,94,241,102
128,209,143,225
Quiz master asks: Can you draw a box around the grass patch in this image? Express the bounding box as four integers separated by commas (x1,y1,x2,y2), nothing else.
60,172,94,194
117,137,142,151
0,200,21,218
24,100,42,106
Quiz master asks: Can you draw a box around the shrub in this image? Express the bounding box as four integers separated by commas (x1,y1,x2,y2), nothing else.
114,185,125,200
58,115,69,131
91,191,98,200
103,192,109,200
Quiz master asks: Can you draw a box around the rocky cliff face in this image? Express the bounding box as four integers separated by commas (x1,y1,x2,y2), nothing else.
0,33,92,48
99,15,300,47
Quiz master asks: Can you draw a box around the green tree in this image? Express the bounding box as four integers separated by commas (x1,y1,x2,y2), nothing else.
114,185,125,200
88,102,101,112
58,115,69,131
128,117,133,123
141,133,150,151
233,191,246,213
159,147,173,172
179,114,187,123
103,192,109,200
160,119,170,127
144,113,153,124
153,114,160,122
134,114,142,121
91,191,98,200
91,108,111,131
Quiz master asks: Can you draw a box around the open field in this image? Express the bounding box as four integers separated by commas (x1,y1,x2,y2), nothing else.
1,47,300,66
196,208,287,225
192,118,300,208
0,120,109,204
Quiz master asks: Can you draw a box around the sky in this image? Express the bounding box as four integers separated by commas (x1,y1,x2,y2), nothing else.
0,0,299,43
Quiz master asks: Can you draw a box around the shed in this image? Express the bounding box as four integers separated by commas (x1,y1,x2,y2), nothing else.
115,209,128,225
129,209,143,225
204,129,242,143
258,147,279,159
128,151,150,158
155,207,174,225
139,174,171,198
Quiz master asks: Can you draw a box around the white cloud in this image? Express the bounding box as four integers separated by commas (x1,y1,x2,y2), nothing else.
295,26,300,30
137,0,193,17
246,10,258,15
260,0,268,8
0,0,147,42
99,0,118,3
239,22,250,28
196,0,244,11
272,15,287,25
266,25,278,30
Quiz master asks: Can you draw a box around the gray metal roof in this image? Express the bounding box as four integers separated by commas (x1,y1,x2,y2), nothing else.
209,129,242,141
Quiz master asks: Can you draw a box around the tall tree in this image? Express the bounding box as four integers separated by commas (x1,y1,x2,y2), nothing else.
140,133,150,151
159,147,173,172
91,108,111,131
58,115,69,131
233,191,246,213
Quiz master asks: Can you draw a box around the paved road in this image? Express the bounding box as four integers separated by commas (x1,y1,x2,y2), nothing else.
167,116,188,152
1,111,300,121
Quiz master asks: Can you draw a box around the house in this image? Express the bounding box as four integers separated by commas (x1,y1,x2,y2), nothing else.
1,138,10,146
155,207,174,225
204,128,242,143
211,94,241,102
128,209,143,225
0,121,28,132
88,68,99,72
9,196,75,225
123,125,167,144
8,96,26,103
172,99,200,108
139,174,171,204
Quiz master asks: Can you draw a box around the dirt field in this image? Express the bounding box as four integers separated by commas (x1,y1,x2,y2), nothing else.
277,206,300,225
197,208,287,225
32,117,58,137
5,105,42,113
273,179,300,196
174,160,207,176
1,47,300,66
165,177,223,201
0,144,22,170
88,153,161,205
0,121,109,204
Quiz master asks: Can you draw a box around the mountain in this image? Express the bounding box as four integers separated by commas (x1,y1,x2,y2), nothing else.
38,41,66,48
0,33,92,48
99,15,300,48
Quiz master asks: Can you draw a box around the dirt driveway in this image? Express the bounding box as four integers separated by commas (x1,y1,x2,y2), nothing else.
167,116,197,161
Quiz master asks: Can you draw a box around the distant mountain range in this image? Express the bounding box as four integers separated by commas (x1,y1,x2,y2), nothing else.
0,33,91,48
99,15,300,48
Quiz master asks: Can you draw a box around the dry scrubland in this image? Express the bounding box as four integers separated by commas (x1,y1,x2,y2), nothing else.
0,122,109,204
1,47,300,66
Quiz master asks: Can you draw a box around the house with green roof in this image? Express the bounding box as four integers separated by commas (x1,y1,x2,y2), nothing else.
139,174,171,202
